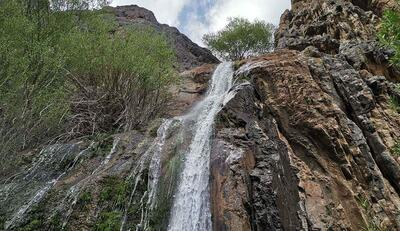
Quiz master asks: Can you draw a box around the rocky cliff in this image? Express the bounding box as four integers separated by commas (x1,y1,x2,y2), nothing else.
1,1,400,231
210,0,400,230
114,5,219,71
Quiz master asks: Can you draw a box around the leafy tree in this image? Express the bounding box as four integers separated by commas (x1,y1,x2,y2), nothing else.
379,0,400,65
0,0,177,170
203,17,275,61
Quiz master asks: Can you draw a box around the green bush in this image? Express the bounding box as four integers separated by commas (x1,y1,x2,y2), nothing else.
0,0,177,167
99,177,130,208
0,0,70,159
389,96,400,113
391,140,400,157
62,19,177,135
95,211,122,231
379,0,400,66
78,191,93,207
203,17,275,61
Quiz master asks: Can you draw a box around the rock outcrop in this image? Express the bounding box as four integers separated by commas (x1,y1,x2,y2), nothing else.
114,5,219,71
209,0,400,230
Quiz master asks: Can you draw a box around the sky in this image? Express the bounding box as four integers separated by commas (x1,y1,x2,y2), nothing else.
110,0,291,46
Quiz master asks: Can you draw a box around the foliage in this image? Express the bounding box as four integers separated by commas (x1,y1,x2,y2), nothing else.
0,0,71,161
148,148,182,230
95,211,122,231
355,194,386,231
391,140,400,157
62,21,177,135
20,219,42,231
389,96,400,113
99,176,130,208
95,177,131,230
379,0,400,66
78,191,93,207
203,17,275,61
0,0,177,167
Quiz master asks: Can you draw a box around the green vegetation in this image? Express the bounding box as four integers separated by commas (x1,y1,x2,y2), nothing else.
78,191,93,207
99,176,131,208
95,211,122,231
355,194,386,231
379,0,400,66
391,140,400,157
389,96,400,113
203,17,275,61
94,176,131,230
90,133,114,157
0,0,177,166
18,202,48,231
148,151,182,230
20,219,42,231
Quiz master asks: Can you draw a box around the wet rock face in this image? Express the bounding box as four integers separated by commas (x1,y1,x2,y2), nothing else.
222,47,400,230
113,5,219,71
210,84,292,231
168,64,217,116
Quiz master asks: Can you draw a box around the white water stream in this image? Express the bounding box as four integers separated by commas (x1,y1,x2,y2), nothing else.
167,62,234,231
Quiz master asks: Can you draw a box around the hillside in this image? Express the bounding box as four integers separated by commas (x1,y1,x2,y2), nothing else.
1,0,399,230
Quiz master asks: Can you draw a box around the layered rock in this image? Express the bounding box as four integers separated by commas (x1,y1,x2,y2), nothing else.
113,5,219,71
209,0,400,230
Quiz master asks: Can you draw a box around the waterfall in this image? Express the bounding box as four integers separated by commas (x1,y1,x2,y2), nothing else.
167,62,234,231
119,119,175,231
2,143,88,230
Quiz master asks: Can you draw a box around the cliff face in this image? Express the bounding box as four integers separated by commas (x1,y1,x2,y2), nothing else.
114,5,219,71
211,0,400,230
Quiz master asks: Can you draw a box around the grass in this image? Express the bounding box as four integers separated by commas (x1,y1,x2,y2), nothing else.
99,176,130,208
389,96,400,113
391,140,400,157
95,211,122,231
78,191,92,208
394,83,400,93
355,195,387,231
94,176,132,231
356,195,370,211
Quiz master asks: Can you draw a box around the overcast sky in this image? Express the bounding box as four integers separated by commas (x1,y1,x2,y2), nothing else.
110,0,291,46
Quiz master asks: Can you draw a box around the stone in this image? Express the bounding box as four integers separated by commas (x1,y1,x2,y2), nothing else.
113,5,220,71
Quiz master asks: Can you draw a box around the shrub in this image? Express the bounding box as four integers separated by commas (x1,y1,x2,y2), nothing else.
203,17,275,61
62,20,177,136
0,0,71,170
99,176,130,208
389,96,400,113
379,0,400,66
95,211,122,231
0,0,177,167
391,140,400,157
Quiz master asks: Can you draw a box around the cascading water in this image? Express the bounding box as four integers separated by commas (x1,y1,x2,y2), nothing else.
2,143,88,230
2,62,235,231
167,62,234,231
120,119,176,231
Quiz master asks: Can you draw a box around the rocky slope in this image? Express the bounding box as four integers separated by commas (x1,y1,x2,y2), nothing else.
1,0,400,231
114,5,219,71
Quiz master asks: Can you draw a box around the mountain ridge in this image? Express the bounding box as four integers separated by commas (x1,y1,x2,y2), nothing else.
113,4,220,71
